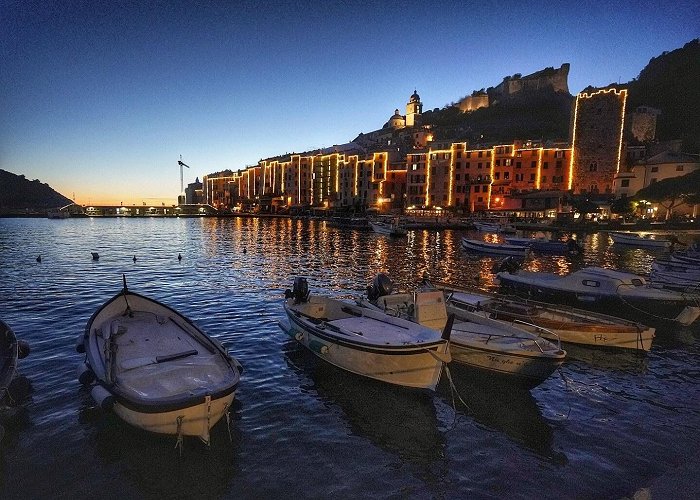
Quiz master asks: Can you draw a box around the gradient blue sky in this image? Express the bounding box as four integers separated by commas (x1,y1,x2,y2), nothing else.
1,0,698,205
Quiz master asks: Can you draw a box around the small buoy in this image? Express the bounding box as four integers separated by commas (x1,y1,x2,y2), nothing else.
243,248,247,254
75,335,85,354
6,375,32,403
17,340,30,359
91,385,115,411
132,255,136,263
178,253,182,262
77,362,95,386
91,252,99,260
36,256,41,263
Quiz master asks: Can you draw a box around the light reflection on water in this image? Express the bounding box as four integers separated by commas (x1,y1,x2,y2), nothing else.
0,217,698,499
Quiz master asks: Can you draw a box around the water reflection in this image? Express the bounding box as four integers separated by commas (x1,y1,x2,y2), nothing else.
438,365,566,464
283,343,446,465
77,391,242,498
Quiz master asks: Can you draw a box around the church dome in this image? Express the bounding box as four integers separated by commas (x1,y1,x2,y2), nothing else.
409,90,420,103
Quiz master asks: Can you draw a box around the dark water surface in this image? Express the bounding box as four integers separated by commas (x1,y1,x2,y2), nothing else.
0,217,698,499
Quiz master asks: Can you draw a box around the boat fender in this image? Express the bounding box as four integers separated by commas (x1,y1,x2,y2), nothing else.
17,340,30,359
6,375,32,403
77,362,96,386
75,335,86,354
91,385,115,411
294,331,304,342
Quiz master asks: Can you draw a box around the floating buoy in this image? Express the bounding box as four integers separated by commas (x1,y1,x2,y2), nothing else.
77,362,95,386
91,385,115,411
132,255,137,263
75,335,85,354
243,248,247,254
178,253,182,262
36,256,41,263
91,252,99,260
17,340,30,359
6,375,32,403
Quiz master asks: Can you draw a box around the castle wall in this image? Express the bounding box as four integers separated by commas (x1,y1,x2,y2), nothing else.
457,94,489,113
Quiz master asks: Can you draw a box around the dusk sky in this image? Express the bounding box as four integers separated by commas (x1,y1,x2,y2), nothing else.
1,0,698,205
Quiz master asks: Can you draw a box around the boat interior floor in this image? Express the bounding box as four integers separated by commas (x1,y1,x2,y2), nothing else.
100,311,230,399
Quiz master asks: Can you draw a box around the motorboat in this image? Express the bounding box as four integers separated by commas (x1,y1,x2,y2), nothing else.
426,280,655,352
358,275,565,388
281,277,450,391
505,236,583,256
76,277,242,446
369,218,407,236
473,220,516,234
461,237,530,257
496,266,700,326
609,231,672,248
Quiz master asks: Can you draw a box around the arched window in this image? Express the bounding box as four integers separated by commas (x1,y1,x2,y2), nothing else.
589,161,598,172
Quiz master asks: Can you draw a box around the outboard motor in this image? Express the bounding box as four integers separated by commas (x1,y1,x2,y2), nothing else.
285,277,310,304
492,256,521,274
367,273,393,302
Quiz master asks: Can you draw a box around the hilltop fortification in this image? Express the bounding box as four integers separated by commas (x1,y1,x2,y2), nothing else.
457,63,570,112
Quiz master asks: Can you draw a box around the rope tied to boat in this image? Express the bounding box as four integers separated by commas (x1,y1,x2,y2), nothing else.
175,415,184,456
614,282,695,324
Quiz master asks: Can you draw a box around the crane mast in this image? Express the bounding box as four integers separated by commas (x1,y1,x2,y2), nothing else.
177,156,191,194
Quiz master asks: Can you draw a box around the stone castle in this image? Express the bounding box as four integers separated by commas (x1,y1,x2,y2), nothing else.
457,63,570,112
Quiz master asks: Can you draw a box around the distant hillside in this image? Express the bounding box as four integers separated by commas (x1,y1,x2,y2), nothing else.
423,88,573,144
0,169,72,211
627,39,700,152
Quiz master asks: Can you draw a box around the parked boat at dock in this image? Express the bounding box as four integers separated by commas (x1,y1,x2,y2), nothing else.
461,237,530,257
76,277,242,446
496,266,700,326
473,220,516,234
609,231,672,248
358,275,565,388
425,280,655,352
281,277,450,391
369,218,407,236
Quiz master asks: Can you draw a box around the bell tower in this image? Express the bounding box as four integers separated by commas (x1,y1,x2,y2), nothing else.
406,90,422,127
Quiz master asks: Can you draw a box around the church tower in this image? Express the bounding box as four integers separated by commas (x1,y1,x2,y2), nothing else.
406,90,422,127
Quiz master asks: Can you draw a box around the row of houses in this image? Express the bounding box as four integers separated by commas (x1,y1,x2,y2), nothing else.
194,87,698,218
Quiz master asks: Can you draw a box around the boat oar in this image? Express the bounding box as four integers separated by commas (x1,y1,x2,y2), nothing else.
120,349,198,370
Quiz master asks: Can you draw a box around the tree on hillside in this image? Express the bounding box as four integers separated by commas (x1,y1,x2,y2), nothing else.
633,169,700,219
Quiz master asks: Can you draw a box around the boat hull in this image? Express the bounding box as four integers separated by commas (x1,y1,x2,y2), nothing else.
283,309,447,391
113,392,235,441
497,273,699,326
449,339,564,389
461,238,529,257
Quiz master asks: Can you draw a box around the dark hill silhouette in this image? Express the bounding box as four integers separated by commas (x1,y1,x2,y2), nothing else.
423,88,573,144
0,169,72,211
627,39,699,152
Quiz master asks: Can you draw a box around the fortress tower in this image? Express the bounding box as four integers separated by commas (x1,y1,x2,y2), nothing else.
569,88,628,195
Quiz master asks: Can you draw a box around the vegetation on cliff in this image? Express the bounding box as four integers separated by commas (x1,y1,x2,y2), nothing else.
0,169,72,211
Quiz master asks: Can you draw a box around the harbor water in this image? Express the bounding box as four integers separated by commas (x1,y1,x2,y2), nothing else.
0,217,698,499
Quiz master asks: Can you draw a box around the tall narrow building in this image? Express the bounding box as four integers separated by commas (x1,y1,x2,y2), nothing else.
569,88,627,195
405,90,423,127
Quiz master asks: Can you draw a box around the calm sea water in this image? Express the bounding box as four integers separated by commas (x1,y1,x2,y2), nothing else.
0,217,698,499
